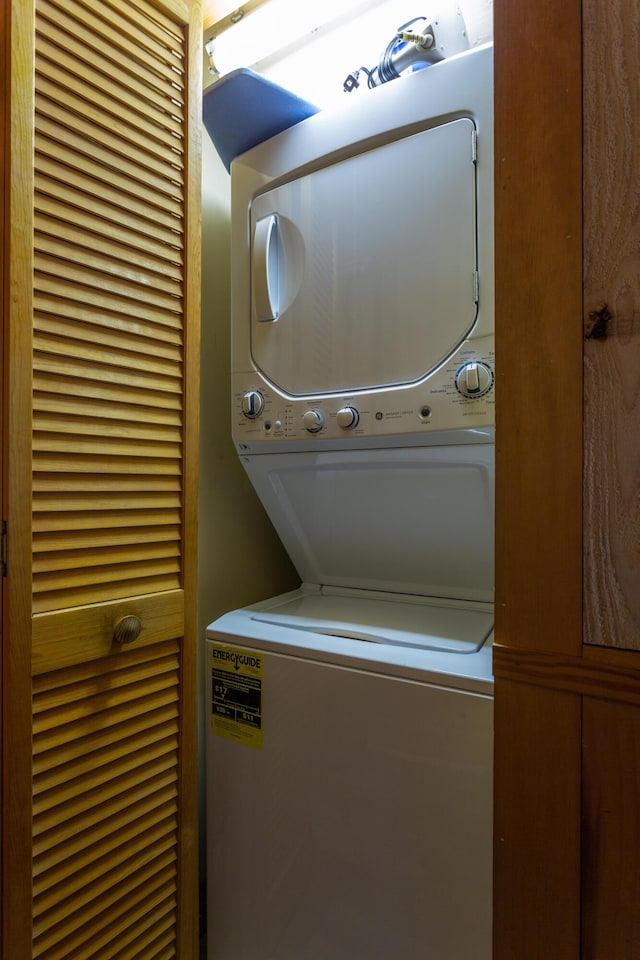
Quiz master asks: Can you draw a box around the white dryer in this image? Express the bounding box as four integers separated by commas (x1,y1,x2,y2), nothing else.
206,43,494,960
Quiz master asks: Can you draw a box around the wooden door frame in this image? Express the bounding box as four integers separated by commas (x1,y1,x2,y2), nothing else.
178,0,203,951
0,0,7,937
493,0,584,955
3,1,36,955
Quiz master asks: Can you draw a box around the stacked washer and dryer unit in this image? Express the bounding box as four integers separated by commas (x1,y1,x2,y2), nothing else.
206,43,494,960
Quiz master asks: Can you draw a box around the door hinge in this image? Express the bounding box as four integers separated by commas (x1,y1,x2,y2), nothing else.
471,128,478,164
1,520,7,577
473,271,479,304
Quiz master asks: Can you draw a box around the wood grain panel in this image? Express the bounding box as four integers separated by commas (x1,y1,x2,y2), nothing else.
5,0,200,955
39,0,185,86
35,173,184,252
32,642,181,958
494,0,583,655
494,643,640,706
583,0,640,648
0,0,6,942
4,0,37,955
493,679,582,959
32,591,184,672
33,0,187,611
582,698,640,957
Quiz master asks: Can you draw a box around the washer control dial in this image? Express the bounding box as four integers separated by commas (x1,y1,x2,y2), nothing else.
302,409,325,433
336,406,359,429
455,361,494,398
241,390,265,419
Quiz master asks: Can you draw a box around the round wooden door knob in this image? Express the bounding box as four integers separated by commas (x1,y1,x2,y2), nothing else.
113,615,142,645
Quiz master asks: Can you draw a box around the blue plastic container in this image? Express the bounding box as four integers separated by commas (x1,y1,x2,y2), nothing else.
202,68,320,172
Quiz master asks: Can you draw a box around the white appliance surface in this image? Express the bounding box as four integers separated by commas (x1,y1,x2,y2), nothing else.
250,117,477,397
240,442,494,603
207,41,495,960
210,588,494,686
231,44,494,449
250,589,493,653
206,620,493,960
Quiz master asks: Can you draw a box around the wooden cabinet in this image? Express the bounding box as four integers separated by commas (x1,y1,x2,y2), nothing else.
583,0,640,650
494,0,640,956
3,1,201,956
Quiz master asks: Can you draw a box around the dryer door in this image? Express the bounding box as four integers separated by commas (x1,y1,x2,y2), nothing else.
250,117,477,397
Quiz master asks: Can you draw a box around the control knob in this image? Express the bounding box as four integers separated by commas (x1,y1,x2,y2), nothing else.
455,361,493,398
241,390,264,419
336,406,359,429
302,409,324,433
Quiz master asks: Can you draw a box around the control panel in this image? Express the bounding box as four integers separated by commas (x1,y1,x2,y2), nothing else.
233,336,494,449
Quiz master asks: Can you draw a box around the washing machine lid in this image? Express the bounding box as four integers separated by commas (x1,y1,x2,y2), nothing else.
250,589,493,654
241,443,494,604
249,117,477,397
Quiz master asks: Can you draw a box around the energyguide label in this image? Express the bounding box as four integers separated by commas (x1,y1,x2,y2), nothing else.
211,643,263,750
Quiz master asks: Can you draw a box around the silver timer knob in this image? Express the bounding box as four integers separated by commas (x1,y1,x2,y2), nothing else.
336,406,359,429
241,390,264,419
302,409,324,433
455,361,494,398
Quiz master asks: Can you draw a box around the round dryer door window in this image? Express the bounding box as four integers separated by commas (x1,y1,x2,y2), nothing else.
250,117,478,398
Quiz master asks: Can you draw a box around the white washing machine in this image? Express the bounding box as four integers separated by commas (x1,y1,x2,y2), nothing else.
206,43,494,960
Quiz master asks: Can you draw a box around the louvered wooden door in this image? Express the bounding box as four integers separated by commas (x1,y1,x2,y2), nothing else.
4,0,201,956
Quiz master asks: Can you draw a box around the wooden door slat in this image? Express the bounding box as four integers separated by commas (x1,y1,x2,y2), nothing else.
35,173,183,251
36,69,183,155
33,574,182,613
110,925,175,960
35,234,183,299
49,0,185,73
33,752,179,819
35,96,184,180
33,782,178,862
38,0,184,86
33,412,183,443
98,0,186,45
35,152,183,229
33,356,182,394
33,527,181,556
32,433,182,457
32,875,177,960
36,35,184,130
34,740,179,813
33,647,178,712
34,395,182,427
34,846,177,930
34,558,181,595
32,454,182,476
33,692,180,756
33,278,181,328
33,705,179,773
33,472,182,492
33,543,181,578
35,212,184,282
34,308,182,346
34,337,182,380
80,892,177,960
34,666,180,724
35,195,184,264
35,146,183,227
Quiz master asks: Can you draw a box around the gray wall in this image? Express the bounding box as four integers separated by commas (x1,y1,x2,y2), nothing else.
197,130,298,875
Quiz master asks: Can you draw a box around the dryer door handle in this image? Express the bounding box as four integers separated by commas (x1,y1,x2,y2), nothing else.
253,214,280,322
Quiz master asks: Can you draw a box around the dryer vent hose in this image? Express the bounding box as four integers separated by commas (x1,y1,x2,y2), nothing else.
343,9,469,93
